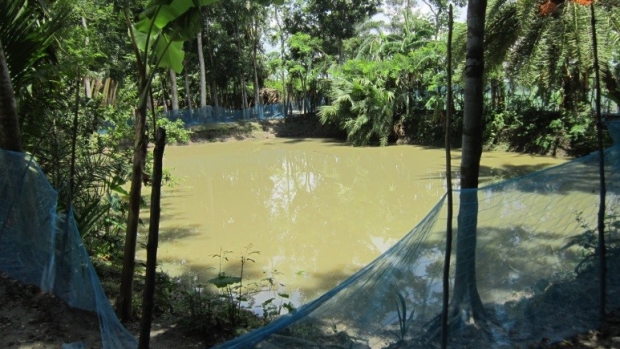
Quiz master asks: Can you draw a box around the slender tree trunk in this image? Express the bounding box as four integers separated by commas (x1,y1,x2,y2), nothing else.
301,76,307,115
590,2,607,322
204,15,219,109
450,0,487,325
441,6,454,349
235,41,248,115
138,128,166,349
117,103,148,321
0,40,22,152
197,32,207,108
211,79,220,107
117,16,150,317
240,77,247,112
252,17,261,118
231,10,248,116
183,60,192,111
274,8,287,117
68,67,81,209
169,68,179,111
161,74,169,113
81,17,92,99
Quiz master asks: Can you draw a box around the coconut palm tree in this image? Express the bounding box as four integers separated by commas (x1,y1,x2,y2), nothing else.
355,12,436,61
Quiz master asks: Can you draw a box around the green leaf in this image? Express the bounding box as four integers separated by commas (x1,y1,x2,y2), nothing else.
110,185,129,197
140,0,222,31
283,303,296,313
155,35,185,73
75,201,110,237
140,0,193,30
132,24,157,54
208,275,241,288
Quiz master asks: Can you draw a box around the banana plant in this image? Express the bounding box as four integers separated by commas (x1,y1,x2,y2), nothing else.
117,0,284,322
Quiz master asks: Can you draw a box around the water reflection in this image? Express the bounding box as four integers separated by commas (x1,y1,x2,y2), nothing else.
138,139,568,307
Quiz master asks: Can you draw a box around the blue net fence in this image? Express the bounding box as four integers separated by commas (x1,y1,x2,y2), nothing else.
0,151,137,349
1,122,619,349
163,100,324,126
214,123,620,348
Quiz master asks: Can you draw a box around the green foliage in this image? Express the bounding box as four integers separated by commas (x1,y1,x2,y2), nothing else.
0,0,71,95
156,117,191,143
284,0,381,58
176,246,294,339
260,269,296,323
319,60,395,146
563,210,620,275
318,12,459,146
483,100,605,155
483,0,620,111
209,246,259,326
391,289,414,343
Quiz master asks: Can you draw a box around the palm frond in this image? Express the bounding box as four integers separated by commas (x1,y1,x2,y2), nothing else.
0,0,71,93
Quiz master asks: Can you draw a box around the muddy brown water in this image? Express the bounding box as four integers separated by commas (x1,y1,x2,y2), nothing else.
137,138,568,310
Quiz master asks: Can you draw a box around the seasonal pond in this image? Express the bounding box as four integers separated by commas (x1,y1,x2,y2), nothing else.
137,138,569,311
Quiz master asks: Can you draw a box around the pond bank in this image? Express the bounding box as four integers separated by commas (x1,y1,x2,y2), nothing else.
187,114,346,143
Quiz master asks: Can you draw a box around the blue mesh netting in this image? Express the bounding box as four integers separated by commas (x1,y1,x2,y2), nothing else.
214,123,620,348
163,100,324,126
2,122,619,349
0,150,137,349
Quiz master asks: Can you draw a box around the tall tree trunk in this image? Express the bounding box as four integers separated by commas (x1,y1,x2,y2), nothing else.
450,0,487,326
274,7,287,117
590,2,607,321
252,17,261,118
210,80,219,109
441,7,455,349
161,74,169,112
138,128,166,349
81,17,92,99
301,76,307,115
0,40,22,152
234,28,248,115
117,98,148,321
117,14,150,317
183,60,192,111
204,14,219,109
169,68,179,111
197,32,207,108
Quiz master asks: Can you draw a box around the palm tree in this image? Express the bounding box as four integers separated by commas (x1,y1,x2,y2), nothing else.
355,12,436,61
484,0,620,110
319,74,395,145
0,0,68,151
448,0,488,331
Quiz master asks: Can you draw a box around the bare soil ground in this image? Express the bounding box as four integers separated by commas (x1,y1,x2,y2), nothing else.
2,269,620,349
187,115,345,143
0,273,206,349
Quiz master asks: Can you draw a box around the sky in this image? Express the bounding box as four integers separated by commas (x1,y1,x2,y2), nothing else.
264,1,467,54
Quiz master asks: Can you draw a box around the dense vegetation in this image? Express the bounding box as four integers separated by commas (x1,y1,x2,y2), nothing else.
0,0,619,346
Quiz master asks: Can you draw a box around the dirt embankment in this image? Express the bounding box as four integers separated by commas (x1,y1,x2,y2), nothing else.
188,114,346,143
0,273,205,349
